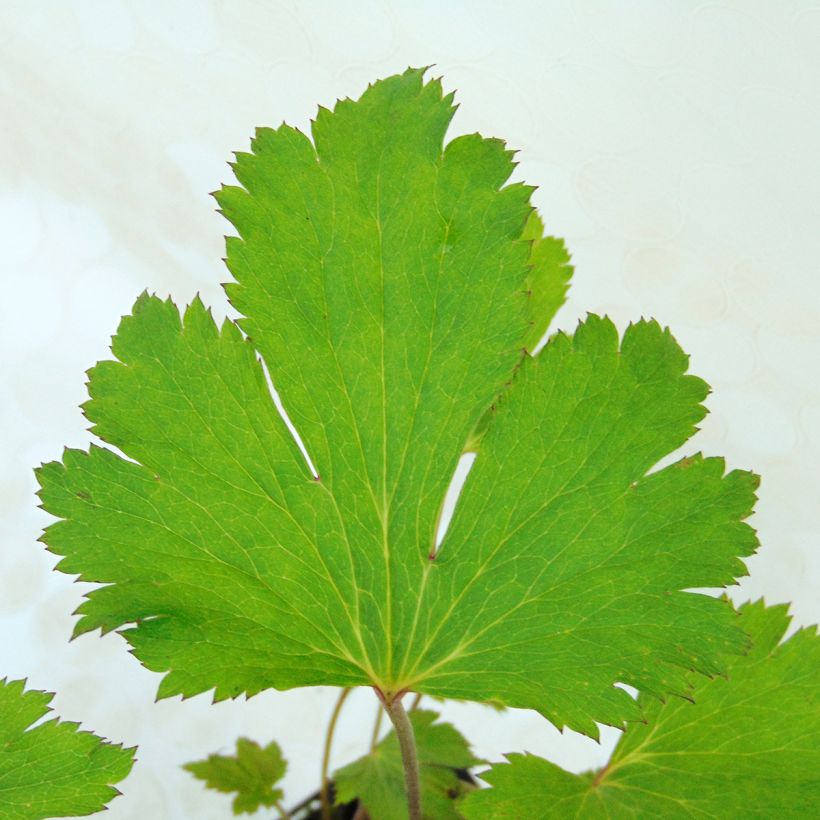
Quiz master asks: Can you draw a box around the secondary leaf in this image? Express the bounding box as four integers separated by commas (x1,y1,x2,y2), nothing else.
0,678,134,819
184,738,286,815
334,709,479,820
37,68,756,734
460,601,820,818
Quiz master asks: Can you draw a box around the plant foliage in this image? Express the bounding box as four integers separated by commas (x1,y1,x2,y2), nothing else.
34,68,761,742
185,738,287,815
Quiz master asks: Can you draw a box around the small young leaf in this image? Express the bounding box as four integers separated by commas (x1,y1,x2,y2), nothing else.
334,709,479,820
36,68,756,735
184,738,287,815
0,678,134,819
460,601,820,818
521,210,573,351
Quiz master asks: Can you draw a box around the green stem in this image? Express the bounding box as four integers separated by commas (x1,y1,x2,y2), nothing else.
370,702,384,751
321,687,351,820
409,692,422,711
275,798,291,819
383,694,421,820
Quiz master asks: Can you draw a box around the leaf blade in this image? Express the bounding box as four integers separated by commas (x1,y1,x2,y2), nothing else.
37,69,757,736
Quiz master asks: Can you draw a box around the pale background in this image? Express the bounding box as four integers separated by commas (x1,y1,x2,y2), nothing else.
1,2,819,818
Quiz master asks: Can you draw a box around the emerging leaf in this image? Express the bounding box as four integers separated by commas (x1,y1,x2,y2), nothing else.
460,601,820,818
521,210,572,351
36,68,756,734
184,738,287,815
0,678,134,819
334,709,479,820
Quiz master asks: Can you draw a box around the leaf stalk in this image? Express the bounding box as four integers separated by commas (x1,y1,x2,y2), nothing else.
382,694,422,820
369,703,384,752
320,687,351,820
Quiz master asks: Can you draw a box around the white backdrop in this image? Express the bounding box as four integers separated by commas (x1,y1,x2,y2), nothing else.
1,2,819,818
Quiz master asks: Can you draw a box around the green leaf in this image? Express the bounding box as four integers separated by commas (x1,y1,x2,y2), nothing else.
460,601,820,818
0,678,134,819
36,68,756,733
184,738,286,815
334,709,479,820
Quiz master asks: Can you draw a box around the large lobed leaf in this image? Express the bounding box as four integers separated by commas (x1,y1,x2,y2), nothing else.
0,679,134,819
460,601,820,818
37,68,757,734
334,709,480,820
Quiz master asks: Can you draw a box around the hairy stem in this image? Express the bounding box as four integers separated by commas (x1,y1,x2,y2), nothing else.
383,694,421,820
321,687,351,820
